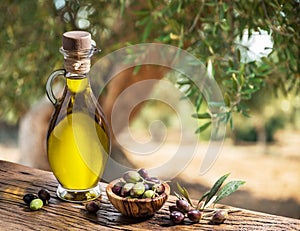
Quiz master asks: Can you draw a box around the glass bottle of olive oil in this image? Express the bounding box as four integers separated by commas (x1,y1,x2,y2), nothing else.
46,31,110,202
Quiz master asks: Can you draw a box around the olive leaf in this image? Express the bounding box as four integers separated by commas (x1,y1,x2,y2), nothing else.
215,180,246,204
176,182,195,207
204,195,217,209
198,190,210,204
174,191,184,200
204,173,230,206
192,112,211,119
175,173,245,211
195,94,203,112
195,121,212,133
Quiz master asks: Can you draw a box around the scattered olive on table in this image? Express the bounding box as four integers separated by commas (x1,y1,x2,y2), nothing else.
169,199,203,224
38,189,51,205
176,199,190,213
23,188,51,210
170,210,185,224
210,209,228,224
187,209,202,223
23,193,38,205
169,198,229,225
30,198,44,211
85,201,100,213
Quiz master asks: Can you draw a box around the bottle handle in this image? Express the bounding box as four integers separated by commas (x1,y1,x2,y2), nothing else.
46,69,66,106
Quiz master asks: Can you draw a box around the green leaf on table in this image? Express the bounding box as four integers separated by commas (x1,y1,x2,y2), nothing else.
204,173,230,206
174,191,183,200
198,190,210,203
197,190,210,209
215,180,246,203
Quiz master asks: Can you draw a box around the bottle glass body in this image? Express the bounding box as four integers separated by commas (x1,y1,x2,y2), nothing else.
46,48,110,202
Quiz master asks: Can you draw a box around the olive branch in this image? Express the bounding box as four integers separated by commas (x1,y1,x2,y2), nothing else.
174,173,245,211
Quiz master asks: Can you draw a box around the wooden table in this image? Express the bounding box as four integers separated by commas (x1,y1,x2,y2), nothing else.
0,160,299,230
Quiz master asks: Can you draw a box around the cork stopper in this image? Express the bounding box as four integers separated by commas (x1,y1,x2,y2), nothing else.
62,31,91,51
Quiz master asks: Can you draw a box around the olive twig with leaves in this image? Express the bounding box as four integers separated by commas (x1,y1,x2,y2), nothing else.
169,173,245,225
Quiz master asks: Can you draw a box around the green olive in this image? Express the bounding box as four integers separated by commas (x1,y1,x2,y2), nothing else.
142,190,155,198
130,182,145,198
122,171,141,183
30,198,43,210
120,183,135,197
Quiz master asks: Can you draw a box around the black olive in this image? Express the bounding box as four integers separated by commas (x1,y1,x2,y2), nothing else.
23,193,38,205
38,189,51,205
210,210,228,224
85,201,100,213
187,209,202,222
176,199,190,213
170,211,185,224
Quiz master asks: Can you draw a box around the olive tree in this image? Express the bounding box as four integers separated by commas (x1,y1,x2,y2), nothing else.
0,0,299,131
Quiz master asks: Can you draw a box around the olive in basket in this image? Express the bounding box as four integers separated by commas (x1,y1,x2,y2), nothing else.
106,168,170,217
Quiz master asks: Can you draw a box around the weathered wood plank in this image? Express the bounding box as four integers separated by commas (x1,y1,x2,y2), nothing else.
0,160,299,230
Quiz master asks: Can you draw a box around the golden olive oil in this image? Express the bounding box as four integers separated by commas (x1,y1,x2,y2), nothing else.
48,112,109,190
47,77,110,190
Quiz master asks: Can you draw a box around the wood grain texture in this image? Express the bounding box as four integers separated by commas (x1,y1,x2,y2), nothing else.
0,160,299,231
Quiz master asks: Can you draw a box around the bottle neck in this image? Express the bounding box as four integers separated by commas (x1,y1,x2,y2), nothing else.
60,46,98,93
60,46,98,75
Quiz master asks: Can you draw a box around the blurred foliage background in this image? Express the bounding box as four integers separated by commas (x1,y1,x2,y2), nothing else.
0,0,299,142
